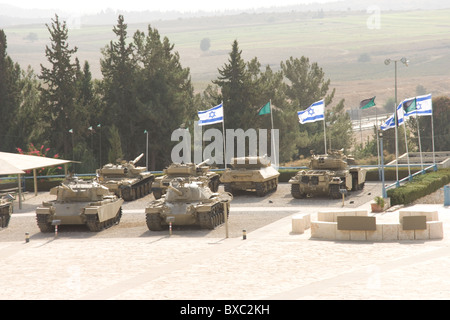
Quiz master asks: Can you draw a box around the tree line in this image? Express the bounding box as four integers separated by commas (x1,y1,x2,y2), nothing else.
7,14,447,173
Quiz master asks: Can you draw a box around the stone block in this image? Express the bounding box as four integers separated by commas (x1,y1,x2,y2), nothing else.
335,229,350,241
355,210,369,217
415,228,430,240
366,224,383,242
291,214,306,234
399,210,439,222
428,221,444,239
350,230,367,241
382,223,399,241
398,228,415,240
311,221,336,240
317,211,336,222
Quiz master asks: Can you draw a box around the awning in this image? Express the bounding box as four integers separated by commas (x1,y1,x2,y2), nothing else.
0,152,76,209
0,159,25,175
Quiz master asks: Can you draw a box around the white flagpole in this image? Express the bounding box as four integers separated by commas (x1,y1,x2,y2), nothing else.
402,119,411,179
269,99,277,167
416,114,424,172
221,101,227,169
323,102,327,154
431,101,436,166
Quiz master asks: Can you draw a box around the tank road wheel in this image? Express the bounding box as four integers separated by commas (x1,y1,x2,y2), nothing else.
86,215,103,232
121,187,132,201
199,211,214,230
36,214,53,233
290,184,305,199
146,213,163,231
329,184,341,199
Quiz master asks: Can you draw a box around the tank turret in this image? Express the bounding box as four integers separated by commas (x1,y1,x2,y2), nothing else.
220,155,279,196
97,153,154,201
151,159,220,199
288,149,366,199
36,175,124,232
145,178,232,231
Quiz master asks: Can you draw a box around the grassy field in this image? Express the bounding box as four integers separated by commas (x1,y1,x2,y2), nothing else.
4,9,450,110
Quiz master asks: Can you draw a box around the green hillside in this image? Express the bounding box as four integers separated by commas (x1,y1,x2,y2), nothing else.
4,9,450,107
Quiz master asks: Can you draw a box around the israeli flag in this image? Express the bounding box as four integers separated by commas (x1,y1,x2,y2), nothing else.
297,99,325,124
380,102,405,130
197,103,223,126
380,114,395,131
415,94,432,116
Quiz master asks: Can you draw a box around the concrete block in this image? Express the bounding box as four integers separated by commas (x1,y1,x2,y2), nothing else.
292,214,305,234
366,224,383,242
317,211,336,222
355,210,369,217
398,228,415,240
350,230,367,241
335,229,350,241
428,221,444,239
399,210,439,222
382,224,399,241
415,228,430,240
311,221,336,240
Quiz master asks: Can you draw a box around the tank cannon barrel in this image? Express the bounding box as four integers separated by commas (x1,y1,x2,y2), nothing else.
196,159,210,168
168,185,183,196
131,153,144,165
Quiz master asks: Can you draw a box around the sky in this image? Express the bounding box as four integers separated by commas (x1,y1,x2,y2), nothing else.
2,0,337,14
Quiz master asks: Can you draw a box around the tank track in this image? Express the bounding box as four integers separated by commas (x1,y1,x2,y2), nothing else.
0,212,11,228
120,176,154,201
0,205,11,228
146,213,163,231
329,184,342,199
198,203,228,230
255,178,278,197
86,208,122,232
290,184,305,199
36,214,53,233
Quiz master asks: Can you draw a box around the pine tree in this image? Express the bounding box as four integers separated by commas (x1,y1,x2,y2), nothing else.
39,14,78,158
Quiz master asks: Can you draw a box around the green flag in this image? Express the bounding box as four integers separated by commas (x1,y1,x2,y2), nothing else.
359,96,376,110
258,102,271,115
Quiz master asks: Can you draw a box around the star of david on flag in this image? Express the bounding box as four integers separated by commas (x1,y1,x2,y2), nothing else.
197,103,224,126
297,99,325,124
414,93,432,117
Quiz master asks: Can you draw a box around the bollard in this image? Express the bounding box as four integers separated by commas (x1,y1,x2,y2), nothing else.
444,185,450,207
166,217,175,237
52,220,61,238
242,229,247,240
25,232,29,243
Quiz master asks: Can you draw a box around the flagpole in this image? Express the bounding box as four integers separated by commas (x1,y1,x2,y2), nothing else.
376,106,381,179
431,101,436,167
416,115,424,172
221,101,227,169
402,119,412,180
269,99,277,167
323,103,327,154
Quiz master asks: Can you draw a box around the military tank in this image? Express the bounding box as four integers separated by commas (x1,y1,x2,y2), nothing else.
151,159,220,199
0,196,13,228
96,153,154,201
288,149,366,199
220,156,280,196
36,175,124,232
145,178,233,231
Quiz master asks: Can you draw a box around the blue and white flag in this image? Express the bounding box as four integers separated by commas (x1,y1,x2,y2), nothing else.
380,102,405,130
297,99,325,124
380,114,395,131
197,103,223,126
415,93,432,116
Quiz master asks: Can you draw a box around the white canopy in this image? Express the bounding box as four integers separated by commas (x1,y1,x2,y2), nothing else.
0,159,25,175
0,152,75,209
0,151,73,171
